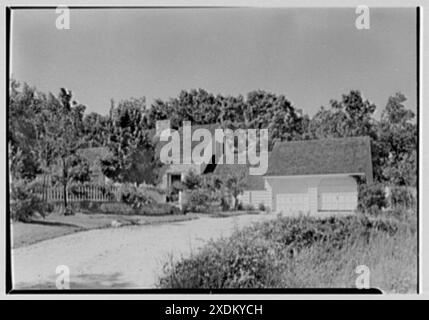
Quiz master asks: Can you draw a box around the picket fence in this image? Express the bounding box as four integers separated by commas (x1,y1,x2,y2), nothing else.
40,185,121,203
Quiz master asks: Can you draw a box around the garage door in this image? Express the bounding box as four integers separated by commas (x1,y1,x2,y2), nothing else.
318,192,357,211
276,193,309,214
318,177,358,212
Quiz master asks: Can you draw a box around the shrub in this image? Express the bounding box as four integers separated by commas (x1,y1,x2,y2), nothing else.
98,201,180,216
10,180,53,222
158,215,414,290
119,183,155,209
158,231,280,288
258,203,266,211
358,183,388,214
389,186,416,210
184,189,222,213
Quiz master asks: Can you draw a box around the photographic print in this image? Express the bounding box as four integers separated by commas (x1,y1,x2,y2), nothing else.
7,6,418,293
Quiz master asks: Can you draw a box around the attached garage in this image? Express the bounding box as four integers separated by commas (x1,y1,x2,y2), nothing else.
263,137,373,215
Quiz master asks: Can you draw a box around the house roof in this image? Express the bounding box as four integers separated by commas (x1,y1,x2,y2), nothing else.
265,136,373,182
213,154,268,191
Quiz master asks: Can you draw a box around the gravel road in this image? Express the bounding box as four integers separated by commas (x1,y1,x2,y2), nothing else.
12,214,275,289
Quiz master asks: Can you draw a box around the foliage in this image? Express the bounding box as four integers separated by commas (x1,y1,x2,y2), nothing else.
147,89,307,147
358,183,388,214
101,98,161,185
10,180,53,221
183,188,222,213
158,215,415,290
118,183,156,209
182,170,203,190
378,93,417,185
389,186,416,210
158,231,279,288
224,171,248,210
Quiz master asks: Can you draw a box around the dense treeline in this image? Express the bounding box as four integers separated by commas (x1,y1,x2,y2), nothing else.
9,80,417,194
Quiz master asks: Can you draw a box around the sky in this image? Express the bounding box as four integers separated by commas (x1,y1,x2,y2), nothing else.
11,7,417,117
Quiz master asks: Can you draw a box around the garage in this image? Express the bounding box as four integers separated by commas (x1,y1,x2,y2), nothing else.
276,193,310,214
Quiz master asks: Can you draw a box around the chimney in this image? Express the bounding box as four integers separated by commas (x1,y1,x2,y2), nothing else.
155,119,171,137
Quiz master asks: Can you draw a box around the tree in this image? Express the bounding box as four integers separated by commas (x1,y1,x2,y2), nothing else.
147,89,307,151
245,90,307,147
378,93,417,185
101,97,161,185
8,80,44,180
46,88,87,211
82,112,111,147
225,171,248,210
308,90,377,139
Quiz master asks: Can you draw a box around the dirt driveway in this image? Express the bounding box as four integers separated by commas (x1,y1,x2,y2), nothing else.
12,214,275,289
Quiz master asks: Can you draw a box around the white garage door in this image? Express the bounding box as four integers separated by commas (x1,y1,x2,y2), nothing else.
276,193,309,214
318,192,357,211
318,177,358,212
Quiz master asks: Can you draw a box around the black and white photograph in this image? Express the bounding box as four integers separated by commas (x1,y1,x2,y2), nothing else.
6,5,419,295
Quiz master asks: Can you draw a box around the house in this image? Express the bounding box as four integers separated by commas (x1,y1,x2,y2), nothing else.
154,120,223,191
263,136,373,215
77,119,373,215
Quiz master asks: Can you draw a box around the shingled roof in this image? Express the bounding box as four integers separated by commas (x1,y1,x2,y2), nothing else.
265,136,373,182
213,153,268,191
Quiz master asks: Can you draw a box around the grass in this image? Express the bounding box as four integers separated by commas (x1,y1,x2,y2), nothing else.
157,213,417,293
206,210,262,218
12,211,198,249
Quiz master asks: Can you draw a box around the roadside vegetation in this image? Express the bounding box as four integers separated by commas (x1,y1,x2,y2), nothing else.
158,210,417,293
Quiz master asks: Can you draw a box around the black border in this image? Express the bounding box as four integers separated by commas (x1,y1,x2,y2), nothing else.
5,6,420,295
416,6,420,294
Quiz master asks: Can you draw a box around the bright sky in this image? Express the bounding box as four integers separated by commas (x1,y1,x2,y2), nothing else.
11,7,417,117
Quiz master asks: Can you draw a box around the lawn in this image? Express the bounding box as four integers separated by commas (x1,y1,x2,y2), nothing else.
12,212,198,249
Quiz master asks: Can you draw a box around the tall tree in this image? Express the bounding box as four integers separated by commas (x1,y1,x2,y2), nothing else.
101,97,161,185
46,88,87,210
378,93,417,185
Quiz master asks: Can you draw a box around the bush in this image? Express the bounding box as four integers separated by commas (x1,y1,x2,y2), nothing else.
158,215,414,290
358,183,387,214
119,183,156,209
158,232,280,288
10,180,53,222
258,203,266,211
184,189,222,213
389,186,416,210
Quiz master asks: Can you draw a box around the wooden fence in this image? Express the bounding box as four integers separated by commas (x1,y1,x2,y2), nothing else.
39,185,121,203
